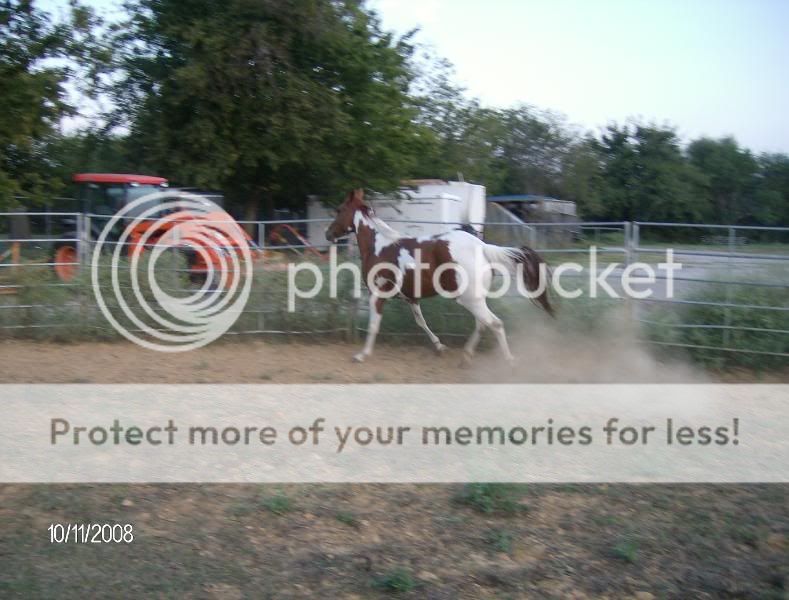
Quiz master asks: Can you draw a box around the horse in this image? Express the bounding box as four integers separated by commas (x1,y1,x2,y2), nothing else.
325,189,553,364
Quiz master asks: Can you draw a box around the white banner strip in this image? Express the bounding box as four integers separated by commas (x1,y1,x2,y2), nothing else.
1,384,786,483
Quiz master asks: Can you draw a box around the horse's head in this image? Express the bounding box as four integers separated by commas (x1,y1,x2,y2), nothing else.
325,188,367,242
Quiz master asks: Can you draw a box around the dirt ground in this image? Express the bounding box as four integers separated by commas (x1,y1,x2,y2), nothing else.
0,339,787,598
0,337,785,384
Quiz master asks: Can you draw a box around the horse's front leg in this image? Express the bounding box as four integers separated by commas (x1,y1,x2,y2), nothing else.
354,293,385,362
409,302,447,354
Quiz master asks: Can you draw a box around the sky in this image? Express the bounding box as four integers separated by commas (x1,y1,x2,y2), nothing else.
369,0,789,153
42,0,789,153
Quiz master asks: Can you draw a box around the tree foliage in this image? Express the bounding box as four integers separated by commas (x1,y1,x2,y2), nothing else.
0,0,106,206
688,136,766,225
757,153,789,225
1,1,787,225
408,71,573,198
588,123,706,222
112,0,424,217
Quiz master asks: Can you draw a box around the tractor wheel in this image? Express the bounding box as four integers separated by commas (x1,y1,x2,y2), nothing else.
53,244,79,282
183,249,208,285
188,254,238,290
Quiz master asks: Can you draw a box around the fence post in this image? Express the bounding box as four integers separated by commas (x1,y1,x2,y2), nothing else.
256,222,266,333
77,214,89,329
623,221,632,264
624,221,635,322
723,226,735,348
76,213,83,268
631,222,640,270
631,222,641,317
171,220,179,294
257,222,266,250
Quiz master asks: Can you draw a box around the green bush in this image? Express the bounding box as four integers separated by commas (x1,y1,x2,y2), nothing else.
610,537,639,563
645,277,788,370
372,568,416,593
259,492,293,515
486,528,515,553
453,483,527,514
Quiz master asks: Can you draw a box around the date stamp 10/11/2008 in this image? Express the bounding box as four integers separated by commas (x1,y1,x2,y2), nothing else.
48,523,134,544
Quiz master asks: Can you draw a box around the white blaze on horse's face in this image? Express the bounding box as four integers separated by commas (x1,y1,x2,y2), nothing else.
326,189,365,242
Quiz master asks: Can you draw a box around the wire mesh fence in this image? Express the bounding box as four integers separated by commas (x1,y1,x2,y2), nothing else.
630,222,788,366
0,210,786,365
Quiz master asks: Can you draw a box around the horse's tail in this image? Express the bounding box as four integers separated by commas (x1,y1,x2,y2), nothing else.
482,244,554,317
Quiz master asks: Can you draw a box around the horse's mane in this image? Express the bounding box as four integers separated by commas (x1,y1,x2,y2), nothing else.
360,205,402,241
370,216,402,241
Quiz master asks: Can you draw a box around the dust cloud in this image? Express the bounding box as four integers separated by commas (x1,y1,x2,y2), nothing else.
467,308,707,384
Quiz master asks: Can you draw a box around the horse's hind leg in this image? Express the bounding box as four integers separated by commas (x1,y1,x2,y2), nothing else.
409,302,447,353
354,294,385,363
460,297,515,363
462,319,484,364
488,314,515,363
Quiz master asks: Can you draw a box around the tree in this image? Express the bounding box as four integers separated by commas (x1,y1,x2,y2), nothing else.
44,131,133,180
0,0,105,206
559,137,605,218
591,123,707,222
495,105,571,196
111,0,424,218
413,100,512,191
756,153,789,225
687,137,759,225
411,85,575,198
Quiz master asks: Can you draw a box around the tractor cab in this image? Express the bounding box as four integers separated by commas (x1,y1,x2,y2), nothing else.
73,173,169,217
53,173,248,284
51,173,170,281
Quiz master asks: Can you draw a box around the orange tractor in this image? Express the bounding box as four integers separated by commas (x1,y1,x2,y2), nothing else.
53,173,258,283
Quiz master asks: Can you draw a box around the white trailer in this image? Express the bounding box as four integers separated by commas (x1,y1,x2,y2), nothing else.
306,180,486,249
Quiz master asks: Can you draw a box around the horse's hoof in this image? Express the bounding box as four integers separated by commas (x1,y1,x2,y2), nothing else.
352,353,366,363
434,343,448,354
459,352,473,367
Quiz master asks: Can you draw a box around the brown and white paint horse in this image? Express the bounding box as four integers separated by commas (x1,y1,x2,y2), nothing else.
325,189,553,363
